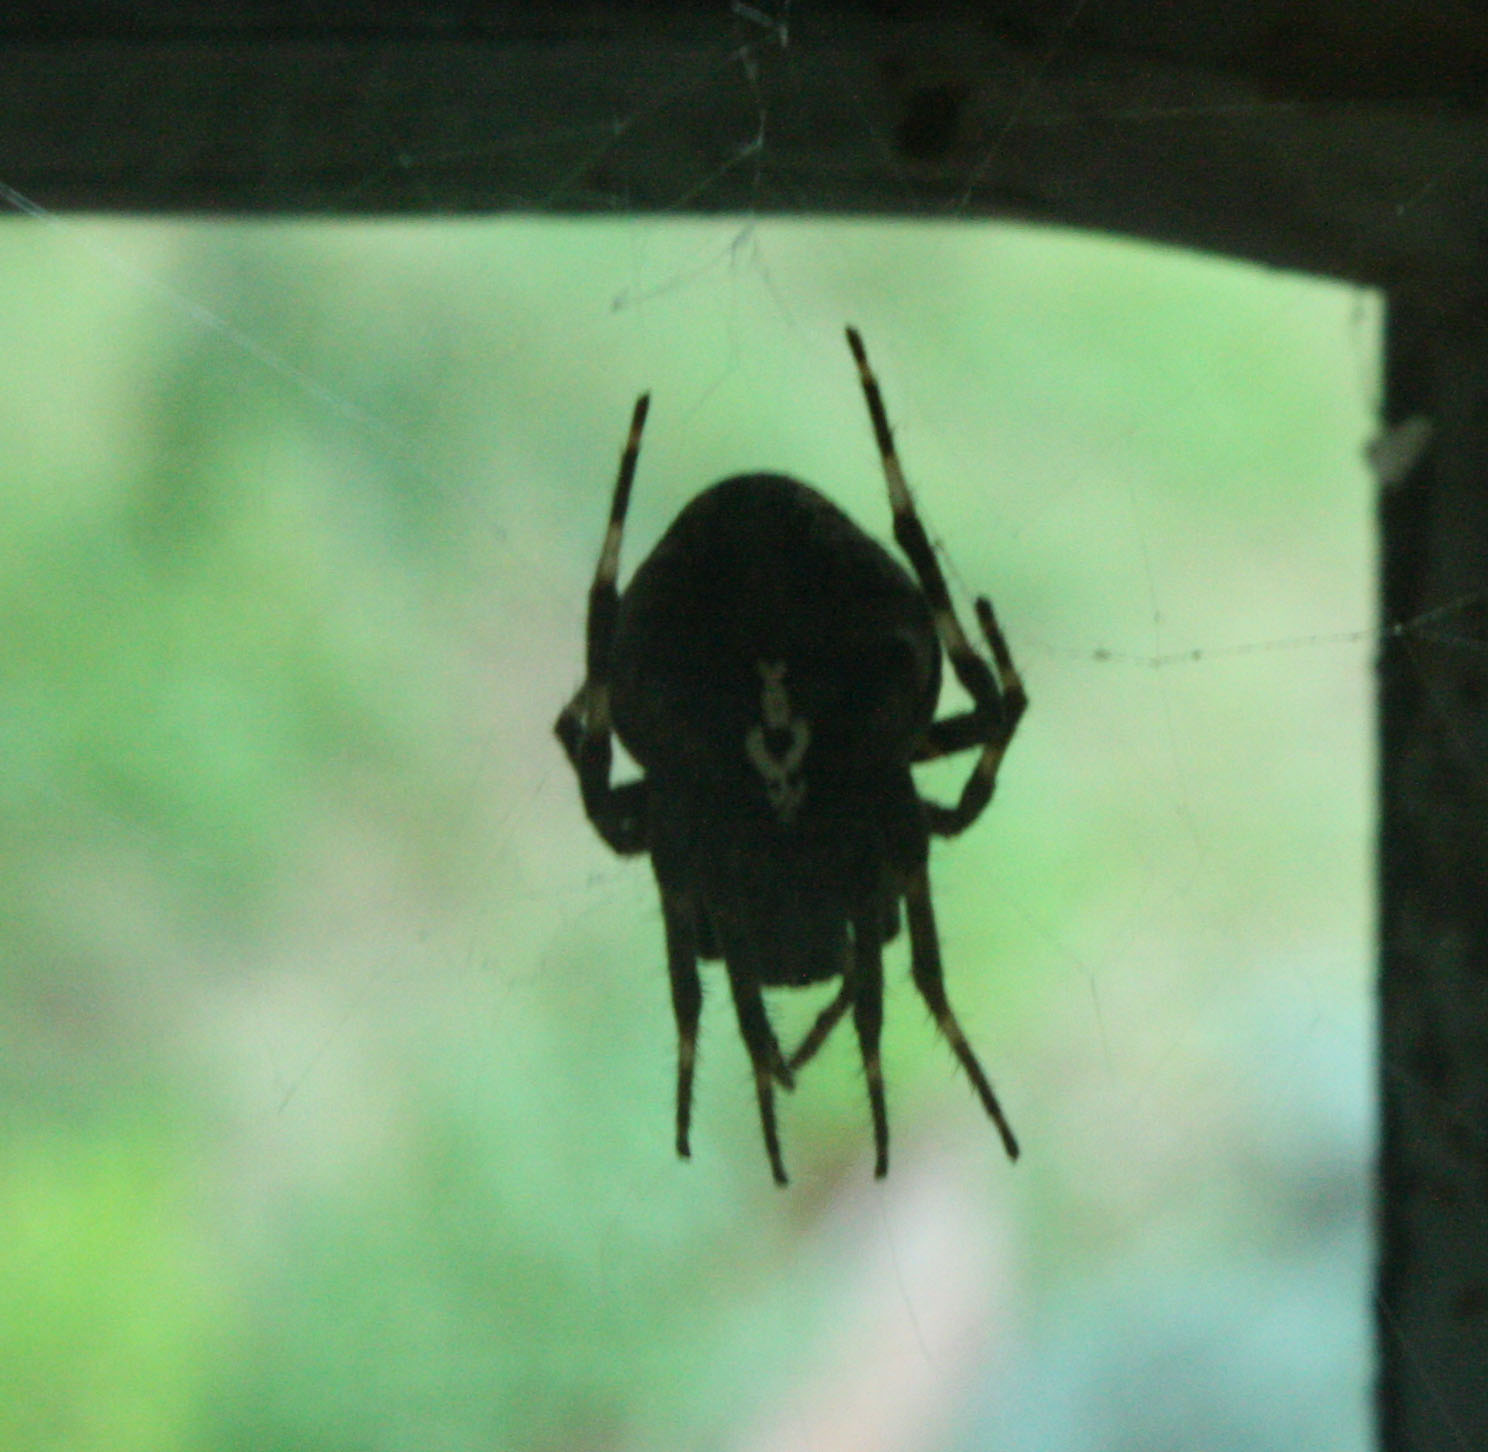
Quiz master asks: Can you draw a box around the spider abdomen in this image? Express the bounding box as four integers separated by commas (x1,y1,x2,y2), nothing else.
609,473,942,790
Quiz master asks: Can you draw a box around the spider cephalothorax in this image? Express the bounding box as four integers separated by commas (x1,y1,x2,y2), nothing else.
555,328,1026,1184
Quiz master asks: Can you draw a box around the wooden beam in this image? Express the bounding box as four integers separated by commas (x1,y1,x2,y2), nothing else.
1378,301,1488,1451
0,7,1483,308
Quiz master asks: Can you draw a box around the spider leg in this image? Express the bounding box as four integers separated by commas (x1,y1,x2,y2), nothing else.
846,329,1027,840
904,868,1019,1160
661,890,703,1162
784,924,857,1073
782,918,888,1175
919,598,1027,837
785,980,852,1074
914,600,1027,764
721,952,794,1185
553,393,652,855
849,911,890,1178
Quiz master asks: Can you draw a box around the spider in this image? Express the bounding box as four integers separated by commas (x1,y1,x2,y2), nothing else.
555,327,1026,1184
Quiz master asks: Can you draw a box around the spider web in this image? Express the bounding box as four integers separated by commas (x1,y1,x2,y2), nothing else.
2,11,1480,1452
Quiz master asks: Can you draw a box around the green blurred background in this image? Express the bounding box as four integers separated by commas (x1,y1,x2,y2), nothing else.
1,217,1376,1450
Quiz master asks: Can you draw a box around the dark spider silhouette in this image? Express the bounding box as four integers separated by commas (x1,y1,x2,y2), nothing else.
555,327,1026,1184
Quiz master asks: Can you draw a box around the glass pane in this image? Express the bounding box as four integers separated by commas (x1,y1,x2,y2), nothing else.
0,217,1376,1452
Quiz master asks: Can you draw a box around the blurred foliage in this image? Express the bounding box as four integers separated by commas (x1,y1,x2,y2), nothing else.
0,1124,227,1452
0,219,1375,1450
